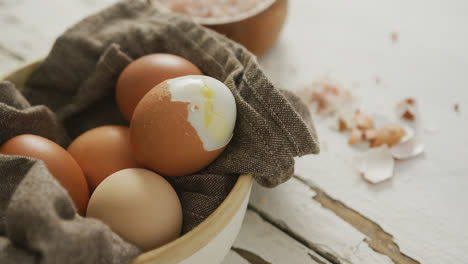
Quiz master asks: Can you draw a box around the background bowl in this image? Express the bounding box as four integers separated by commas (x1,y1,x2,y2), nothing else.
2,61,254,264
161,0,288,56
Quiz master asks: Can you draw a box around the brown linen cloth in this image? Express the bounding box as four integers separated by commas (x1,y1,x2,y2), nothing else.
0,0,319,263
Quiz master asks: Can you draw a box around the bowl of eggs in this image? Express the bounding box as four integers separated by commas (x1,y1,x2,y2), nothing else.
157,0,288,56
2,56,253,264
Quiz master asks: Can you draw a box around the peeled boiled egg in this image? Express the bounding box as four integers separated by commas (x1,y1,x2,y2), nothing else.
67,126,139,192
0,134,89,215
130,75,237,177
86,168,182,251
115,53,203,122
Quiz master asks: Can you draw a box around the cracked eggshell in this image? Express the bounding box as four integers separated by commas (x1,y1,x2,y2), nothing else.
371,115,424,159
363,128,378,141
371,115,414,143
354,110,374,130
399,124,415,144
354,145,394,184
396,98,417,121
130,75,237,177
370,124,406,148
390,138,425,160
335,108,354,132
348,128,364,145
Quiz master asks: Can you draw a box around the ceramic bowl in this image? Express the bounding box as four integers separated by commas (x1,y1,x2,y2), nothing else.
2,61,253,264
161,0,288,56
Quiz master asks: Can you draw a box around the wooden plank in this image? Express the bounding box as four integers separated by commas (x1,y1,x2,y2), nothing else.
294,176,419,264
229,210,330,264
249,179,395,263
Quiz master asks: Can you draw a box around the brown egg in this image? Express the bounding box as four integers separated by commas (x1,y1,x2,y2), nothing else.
67,126,139,192
0,134,89,215
86,168,183,251
115,53,203,122
130,75,237,177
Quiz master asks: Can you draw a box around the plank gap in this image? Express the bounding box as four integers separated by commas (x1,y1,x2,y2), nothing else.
232,247,271,264
248,204,341,264
308,252,329,264
294,175,421,264
0,43,26,62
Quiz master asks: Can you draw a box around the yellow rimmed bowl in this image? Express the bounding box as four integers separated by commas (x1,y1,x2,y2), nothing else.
2,61,253,264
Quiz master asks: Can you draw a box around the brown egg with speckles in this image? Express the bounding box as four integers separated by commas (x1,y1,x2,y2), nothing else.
0,134,89,215
116,53,203,122
68,125,139,192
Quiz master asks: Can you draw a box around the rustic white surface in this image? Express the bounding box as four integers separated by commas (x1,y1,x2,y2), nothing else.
260,0,468,263
249,179,394,264
1,0,468,263
233,210,330,264
0,0,116,75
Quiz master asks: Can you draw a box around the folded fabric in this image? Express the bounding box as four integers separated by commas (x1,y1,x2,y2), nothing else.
0,0,319,263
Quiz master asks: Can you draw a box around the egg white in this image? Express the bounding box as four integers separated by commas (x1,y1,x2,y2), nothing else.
167,75,236,151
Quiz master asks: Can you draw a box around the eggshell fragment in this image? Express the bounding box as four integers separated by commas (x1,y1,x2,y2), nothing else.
338,118,348,131
355,145,394,184
370,124,406,148
363,128,378,141
399,124,415,144
390,138,425,160
354,110,375,130
396,98,417,121
298,81,353,116
336,109,354,132
348,128,364,145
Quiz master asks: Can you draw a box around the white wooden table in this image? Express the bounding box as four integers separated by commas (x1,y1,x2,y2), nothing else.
1,0,467,263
